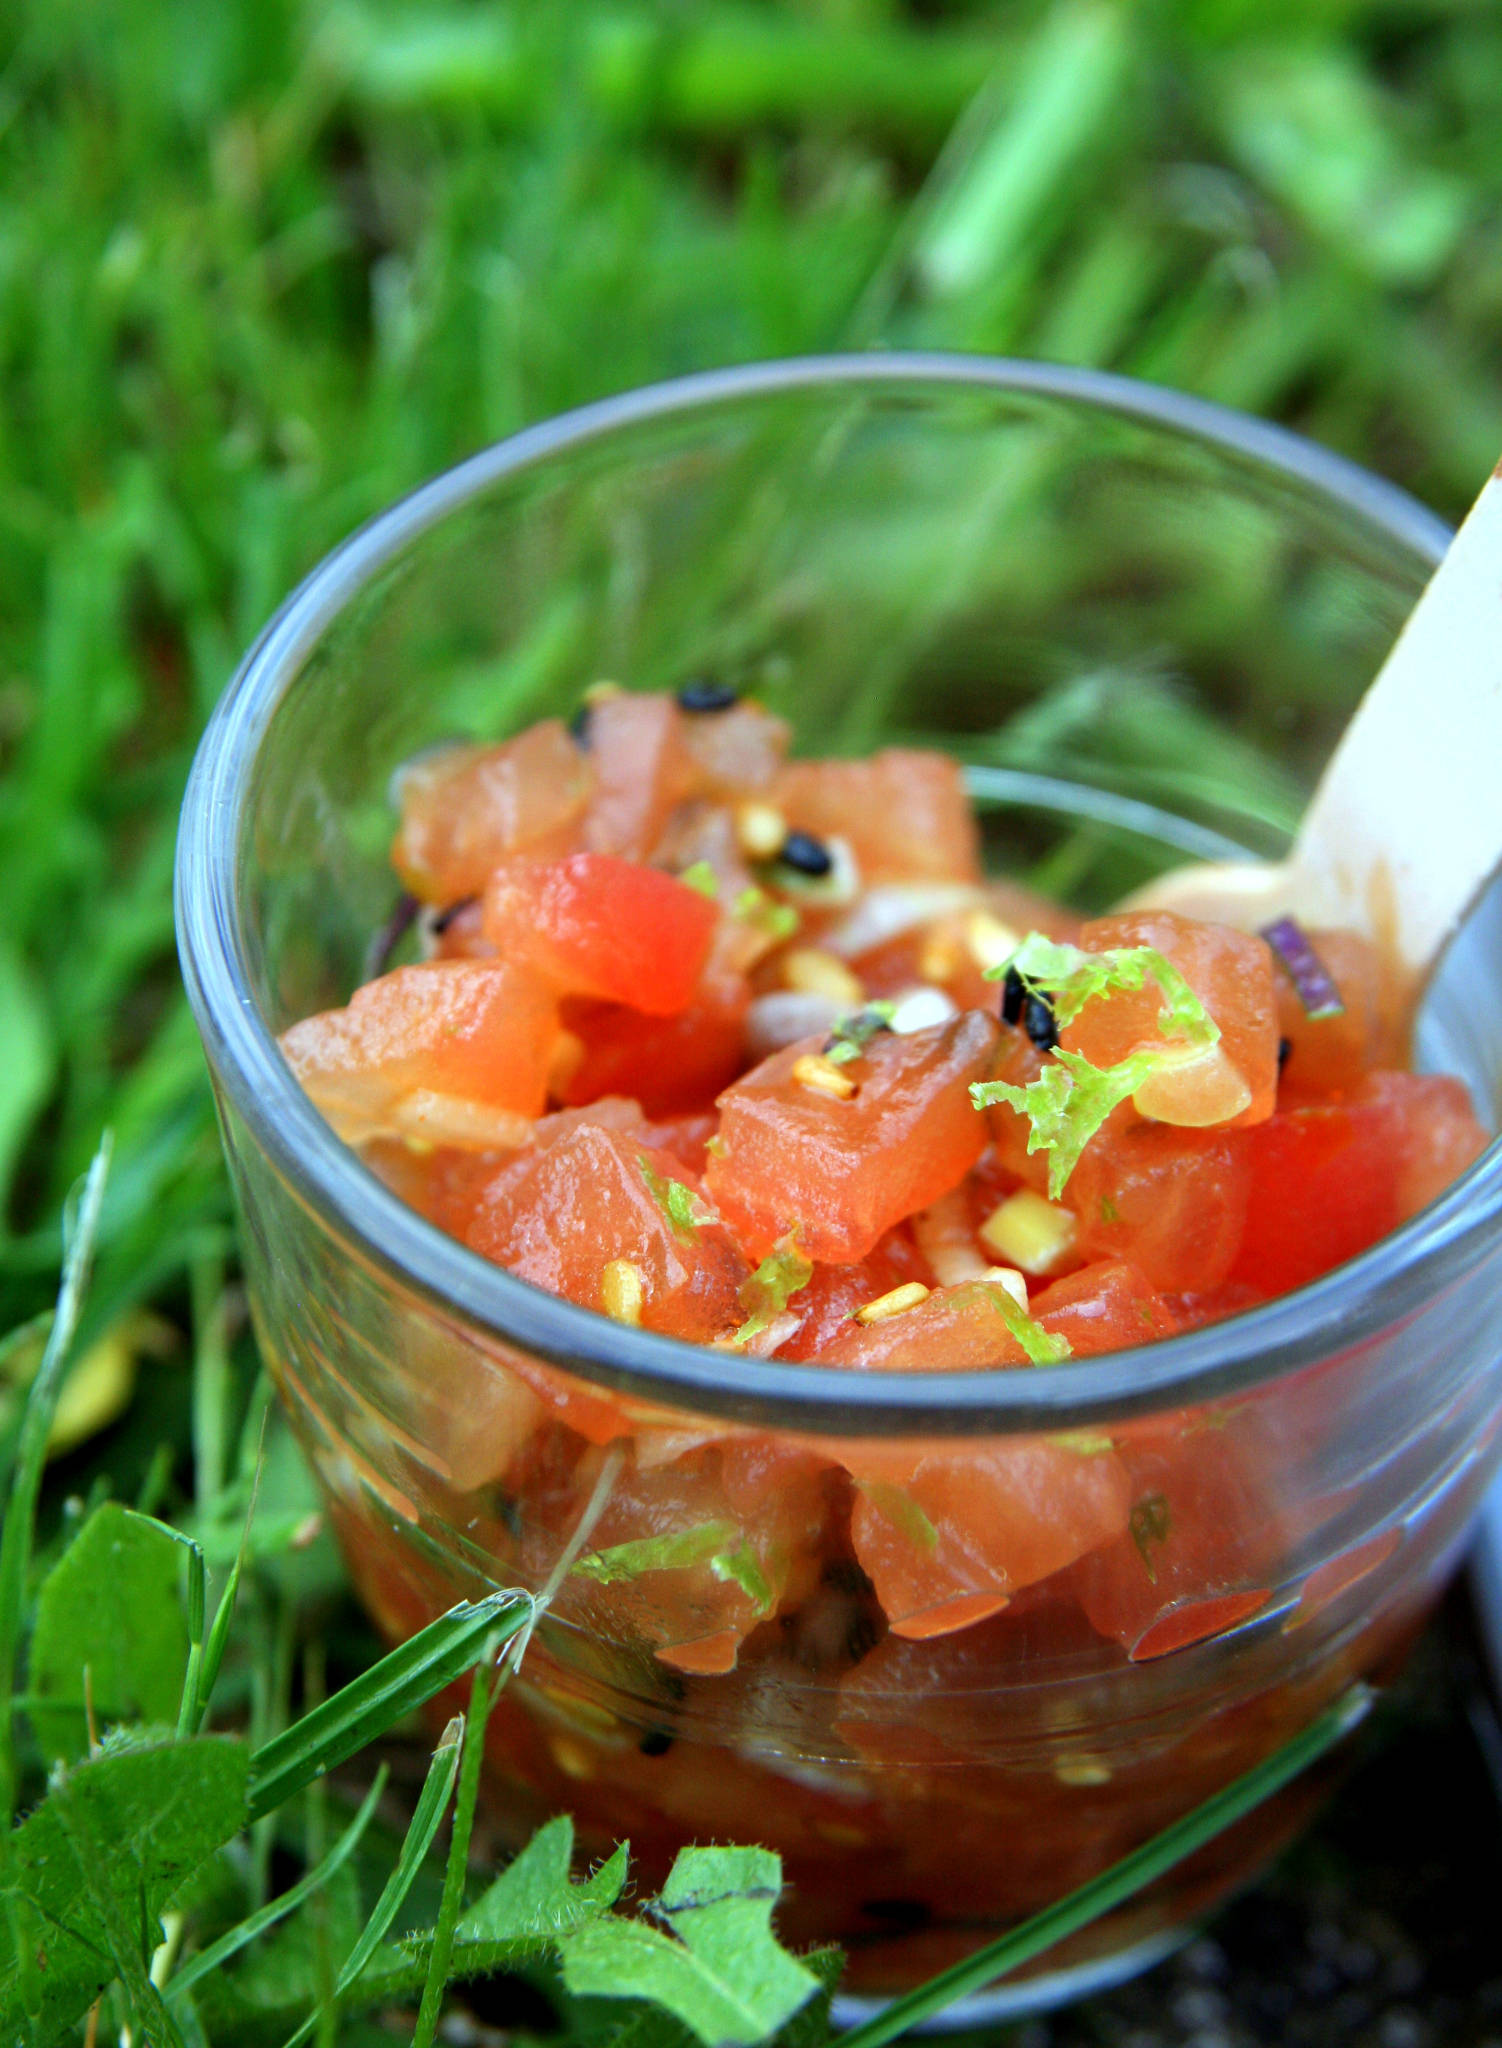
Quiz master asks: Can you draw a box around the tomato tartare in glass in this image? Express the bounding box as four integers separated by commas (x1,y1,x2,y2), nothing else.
276,681,1489,1988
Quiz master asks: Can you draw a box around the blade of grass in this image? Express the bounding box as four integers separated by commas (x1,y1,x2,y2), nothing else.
0,1135,111,1833
837,1683,1373,2048
283,1716,464,2048
169,1765,388,2003
411,1653,500,2048
245,1588,532,1821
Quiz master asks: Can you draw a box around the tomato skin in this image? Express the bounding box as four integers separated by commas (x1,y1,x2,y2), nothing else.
483,852,718,1015
706,1012,999,1264
1028,1261,1181,1351
391,722,591,900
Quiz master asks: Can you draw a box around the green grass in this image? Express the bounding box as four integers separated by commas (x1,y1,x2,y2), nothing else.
1,0,1501,2038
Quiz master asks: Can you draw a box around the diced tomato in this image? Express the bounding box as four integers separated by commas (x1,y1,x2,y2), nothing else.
460,1124,748,1342
1273,928,1397,1102
775,750,982,884
1028,1261,1181,1351
582,692,696,861
773,1230,933,1362
705,1012,999,1263
563,1439,831,1674
678,699,791,796
1067,1122,1251,1293
1061,1417,1277,1660
560,972,750,1118
1065,911,1279,1129
1228,1070,1486,1296
482,853,718,1015
278,959,559,1135
391,722,591,901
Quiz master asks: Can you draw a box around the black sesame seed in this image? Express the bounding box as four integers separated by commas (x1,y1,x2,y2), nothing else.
1278,1034,1293,1072
1023,991,1059,1053
638,1727,674,1757
778,830,833,878
676,678,739,714
430,893,479,936
568,702,592,746
1001,966,1026,1026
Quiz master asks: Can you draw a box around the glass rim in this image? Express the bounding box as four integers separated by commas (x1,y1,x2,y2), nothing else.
175,350,1501,1438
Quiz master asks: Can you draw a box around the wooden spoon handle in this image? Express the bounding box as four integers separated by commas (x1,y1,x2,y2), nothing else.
1286,462,1502,979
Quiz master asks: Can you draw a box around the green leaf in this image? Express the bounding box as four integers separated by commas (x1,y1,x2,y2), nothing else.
559,1845,819,2047
0,1732,248,2047
0,1140,111,1832
734,1237,813,1345
168,1770,388,2006
973,1047,1151,1200
575,1522,739,1585
28,1500,191,1761
458,1815,626,1945
245,1589,531,1821
981,1282,1073,1366
678,861,720,900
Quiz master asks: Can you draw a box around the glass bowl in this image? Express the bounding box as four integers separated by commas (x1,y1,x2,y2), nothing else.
176,357,1502,2008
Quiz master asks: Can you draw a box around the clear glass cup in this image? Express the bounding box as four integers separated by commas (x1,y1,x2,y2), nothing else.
177,358,1502,2010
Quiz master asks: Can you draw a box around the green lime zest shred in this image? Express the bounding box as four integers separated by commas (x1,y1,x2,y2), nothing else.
972,934,1221,1198
733,1234,813,1345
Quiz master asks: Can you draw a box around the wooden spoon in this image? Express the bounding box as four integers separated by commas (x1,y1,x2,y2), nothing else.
1121,461,1502,1020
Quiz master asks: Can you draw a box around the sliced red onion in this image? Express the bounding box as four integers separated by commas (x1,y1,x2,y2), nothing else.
1259,916,1346,1019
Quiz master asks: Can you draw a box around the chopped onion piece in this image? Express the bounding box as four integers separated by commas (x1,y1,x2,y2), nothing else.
746,990,844,1060
888,985,960,1035
822,883,983,960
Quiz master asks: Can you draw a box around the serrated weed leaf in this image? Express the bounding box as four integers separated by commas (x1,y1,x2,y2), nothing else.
0,1733,247,2047
560,1844,818,2047
28,1499,191,1762
459,1815,627,1944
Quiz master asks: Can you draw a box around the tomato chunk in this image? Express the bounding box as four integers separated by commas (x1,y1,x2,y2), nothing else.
582,692,696,860
775,750,982,884
462,1124,748,1342
1065,910,1279,1129
1066,1122,1251,1294
278,959,558,1139
705,1012,999,1263
391,722,590,901
483,853,718,1015
1229,1070,1486,1295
